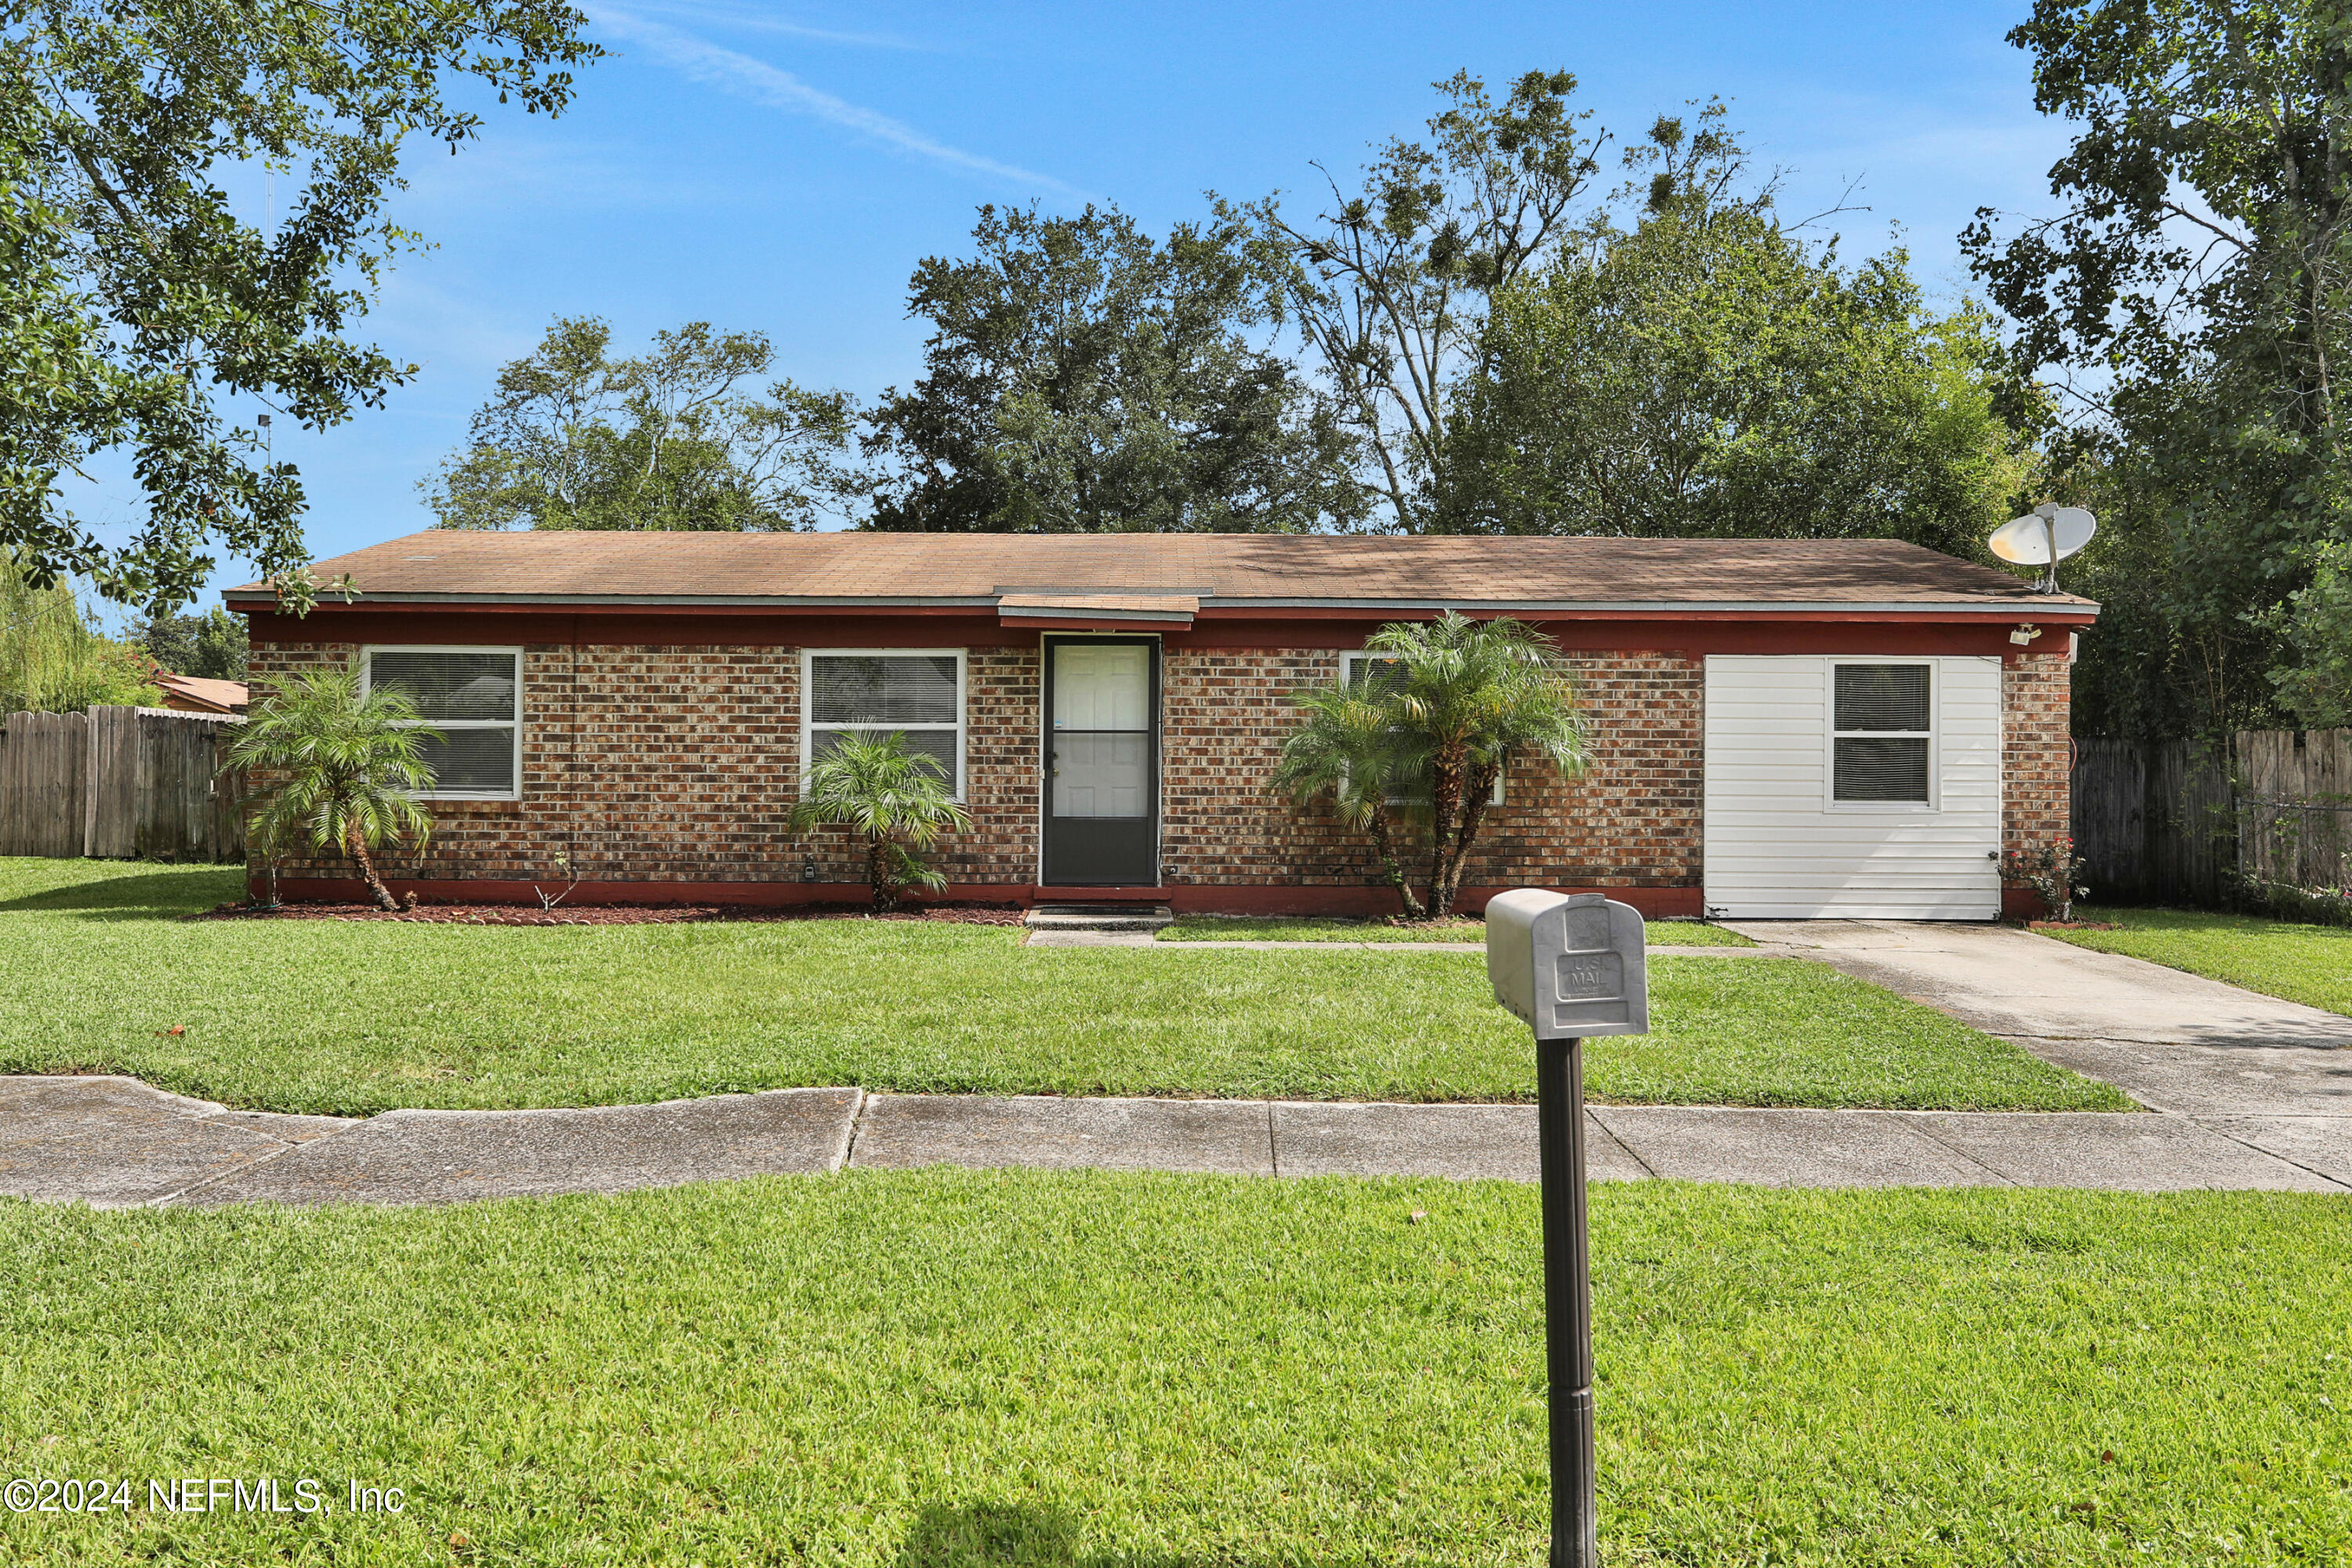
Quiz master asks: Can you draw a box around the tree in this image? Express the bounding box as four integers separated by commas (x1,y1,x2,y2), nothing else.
131,604,247,681
862,205,1364,534
1277,614,1586,920
1225,71,1610,529
1962,0,2352,738
225,663,436,910
422,317,856,532
1269,684,1426,918
787,731,971,912
0,547,161,712
2,0,601,610
1447,194,2034,555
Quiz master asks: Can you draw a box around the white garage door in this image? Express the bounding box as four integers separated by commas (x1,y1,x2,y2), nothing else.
1704,655,2002,920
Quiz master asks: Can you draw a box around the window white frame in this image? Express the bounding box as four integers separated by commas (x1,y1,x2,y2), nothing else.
1824,657,1938,813
800,648,968,802
359,644,524,802
1340,651,1506,806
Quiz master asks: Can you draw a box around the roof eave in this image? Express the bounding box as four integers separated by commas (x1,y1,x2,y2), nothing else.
224,590,2097,616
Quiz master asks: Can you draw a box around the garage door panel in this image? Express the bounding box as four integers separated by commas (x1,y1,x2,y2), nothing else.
1704,655,2002,920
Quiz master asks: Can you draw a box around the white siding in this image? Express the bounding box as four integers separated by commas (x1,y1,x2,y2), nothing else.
1703,655,2002,920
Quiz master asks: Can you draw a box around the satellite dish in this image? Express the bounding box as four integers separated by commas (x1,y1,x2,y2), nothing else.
1990,503,2096,593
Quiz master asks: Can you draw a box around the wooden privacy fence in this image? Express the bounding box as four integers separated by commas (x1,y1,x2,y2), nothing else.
0,706,245,862
2236,728,2352,893
2073,728,2352,904
2071,738,2238,905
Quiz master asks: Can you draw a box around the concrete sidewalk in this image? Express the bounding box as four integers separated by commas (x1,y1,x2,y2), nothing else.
5,1075,2346,1207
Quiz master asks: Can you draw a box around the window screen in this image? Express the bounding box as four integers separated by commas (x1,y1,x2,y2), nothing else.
1831,664,1930,804
366,648,521,797
806,652,963,795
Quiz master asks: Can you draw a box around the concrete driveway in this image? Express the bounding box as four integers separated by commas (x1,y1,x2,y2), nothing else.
1731,920,2352,1118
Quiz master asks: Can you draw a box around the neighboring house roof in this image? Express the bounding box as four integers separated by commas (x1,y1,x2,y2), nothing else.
224,530,2096,619
153,672,249,713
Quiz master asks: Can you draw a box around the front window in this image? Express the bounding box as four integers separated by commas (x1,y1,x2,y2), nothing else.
803,651,965,797
364,647,522,799
1831,662,1932,804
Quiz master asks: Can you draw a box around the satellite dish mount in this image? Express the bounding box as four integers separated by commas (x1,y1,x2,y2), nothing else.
1989,502,2096,594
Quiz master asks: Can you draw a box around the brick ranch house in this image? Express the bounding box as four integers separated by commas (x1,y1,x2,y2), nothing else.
226,532,2098,920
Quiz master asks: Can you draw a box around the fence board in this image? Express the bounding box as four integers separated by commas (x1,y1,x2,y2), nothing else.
0,711,89,857
2070,736,2233,905
0,706,240,862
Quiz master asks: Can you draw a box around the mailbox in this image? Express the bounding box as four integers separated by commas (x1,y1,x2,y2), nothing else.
1485,887,1650,1568
1486,889,1650,1041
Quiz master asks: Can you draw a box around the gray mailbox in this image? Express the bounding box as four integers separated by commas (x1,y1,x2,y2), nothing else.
1486,889,1650,1568
1486,889,1650,1040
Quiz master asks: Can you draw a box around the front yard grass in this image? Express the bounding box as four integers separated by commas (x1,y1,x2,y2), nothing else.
2,1171,2346,1566
0,858,2125,1115
2045,906,2352,1015
1158,914,1758,946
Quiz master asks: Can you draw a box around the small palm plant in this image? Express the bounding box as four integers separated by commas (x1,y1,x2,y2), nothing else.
223,664,438,912
789,731,971,912
1279,613,1588,920
1367,612,1588,918
1269,684,1426,919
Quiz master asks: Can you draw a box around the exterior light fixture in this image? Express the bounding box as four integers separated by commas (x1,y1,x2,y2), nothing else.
2009,624,2043,646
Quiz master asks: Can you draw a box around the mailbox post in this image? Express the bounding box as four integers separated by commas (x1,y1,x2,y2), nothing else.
1486,890,1650,1568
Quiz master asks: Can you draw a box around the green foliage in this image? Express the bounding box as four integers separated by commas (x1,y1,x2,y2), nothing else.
223,663,435,909
0,547,162,712
2270,538,2352,725
787,730,971,911
0,857,2127,1112
862,205,1364,533
0,0,600,609
1268,683,1425,916
2002,837,2093,923
1278,613,1586,918
129,603,247,681
1449,199,2035,553
423,316,855,532
1365,612,1588,916
1225,71,1609,529
1965,1,2352,739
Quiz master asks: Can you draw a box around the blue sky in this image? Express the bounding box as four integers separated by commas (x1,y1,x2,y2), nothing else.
132,0,2074,611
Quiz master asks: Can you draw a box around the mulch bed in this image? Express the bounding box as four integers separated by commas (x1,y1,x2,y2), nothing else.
193,900,1029,927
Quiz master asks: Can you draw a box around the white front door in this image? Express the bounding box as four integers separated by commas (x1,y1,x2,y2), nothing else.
1703,655,2004,920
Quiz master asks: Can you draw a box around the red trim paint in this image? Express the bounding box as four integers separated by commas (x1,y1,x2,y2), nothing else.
243,606,2074,660
259,875,1708,919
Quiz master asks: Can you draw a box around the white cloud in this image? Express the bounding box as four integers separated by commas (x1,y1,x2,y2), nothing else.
622,1,949,53
586,5,1085,198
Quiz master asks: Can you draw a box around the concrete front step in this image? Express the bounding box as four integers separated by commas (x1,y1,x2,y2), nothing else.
1024,904,1174,932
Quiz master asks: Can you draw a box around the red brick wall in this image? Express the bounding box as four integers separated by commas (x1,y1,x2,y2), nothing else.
2002,649,2073,852
246,635,2067,912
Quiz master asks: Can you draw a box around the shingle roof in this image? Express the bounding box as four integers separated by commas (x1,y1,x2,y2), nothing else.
225,530,2093,612
152,672,249,713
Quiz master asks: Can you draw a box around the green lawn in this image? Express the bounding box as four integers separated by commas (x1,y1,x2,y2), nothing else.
2047,906,2352,1016
2,1171,2347,1566
1158,914,1758,947
0,858,2124,1114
